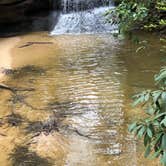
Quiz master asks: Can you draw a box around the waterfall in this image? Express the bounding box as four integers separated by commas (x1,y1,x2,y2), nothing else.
60,0,113,13
51,0,117,35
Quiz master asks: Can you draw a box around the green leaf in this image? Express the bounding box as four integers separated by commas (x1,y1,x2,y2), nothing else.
155,68,166,84
137,126,146,138
135,125,143,135
161,151,166,166
161,134,166,150
153,120,160,126
132,97,143,106
147,128,153,138
146,107,155,115
150,150,161,159
154,112,166,120
144,93,150,102
152,91,162,103
144,144,151,158
162,92,166,100
128,122,137,132
161,117,166,126
144,134,150,146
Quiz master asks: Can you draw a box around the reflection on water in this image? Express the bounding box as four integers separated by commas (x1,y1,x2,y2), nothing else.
0,33,163,165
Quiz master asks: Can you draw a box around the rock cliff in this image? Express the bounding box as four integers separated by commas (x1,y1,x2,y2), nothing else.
0,0,53,23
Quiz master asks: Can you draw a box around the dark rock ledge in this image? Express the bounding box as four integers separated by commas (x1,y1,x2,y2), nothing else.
0,0,54,23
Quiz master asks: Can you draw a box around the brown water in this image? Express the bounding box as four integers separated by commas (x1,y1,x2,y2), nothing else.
0,32,164,166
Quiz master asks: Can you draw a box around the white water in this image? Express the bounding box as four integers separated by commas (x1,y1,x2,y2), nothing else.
51,0,116,35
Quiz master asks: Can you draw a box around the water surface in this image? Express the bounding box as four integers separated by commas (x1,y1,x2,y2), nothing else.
0,32,163,166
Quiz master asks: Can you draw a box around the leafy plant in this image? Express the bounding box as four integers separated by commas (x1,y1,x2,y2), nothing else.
108,1,166,164
106,0,166,33
129,67,166,165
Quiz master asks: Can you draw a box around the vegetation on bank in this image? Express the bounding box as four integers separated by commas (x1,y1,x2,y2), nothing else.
129,69,166,165
109,0,166,33
108,0,166,165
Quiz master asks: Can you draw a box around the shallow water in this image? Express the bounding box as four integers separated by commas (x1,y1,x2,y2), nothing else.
0,32,164,166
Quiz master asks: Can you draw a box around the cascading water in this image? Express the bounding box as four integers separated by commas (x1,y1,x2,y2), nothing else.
51,0,117,35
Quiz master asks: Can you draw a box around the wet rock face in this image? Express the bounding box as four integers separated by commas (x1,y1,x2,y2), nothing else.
0,0,52,23
0,0,113,24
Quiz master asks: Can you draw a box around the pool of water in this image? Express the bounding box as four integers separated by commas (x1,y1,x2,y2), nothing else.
0,32,163,166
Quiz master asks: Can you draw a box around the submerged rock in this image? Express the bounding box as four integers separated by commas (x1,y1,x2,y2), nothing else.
1,65,45,78
0,113,24,127
5,113,24,126
25,117,59,135
9,145,53,166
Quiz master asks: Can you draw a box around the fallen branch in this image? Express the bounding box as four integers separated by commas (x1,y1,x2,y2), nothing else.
18,42,54,48
0,84,35,93
0,84,15,92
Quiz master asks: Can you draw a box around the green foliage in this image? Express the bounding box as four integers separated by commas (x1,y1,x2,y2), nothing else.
110,1,166,165
160,38,166,53
106,0,166,33
129,68,166,165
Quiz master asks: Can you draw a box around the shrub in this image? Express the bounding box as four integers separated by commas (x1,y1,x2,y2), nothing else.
129,67,166,165
106,0,166,33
